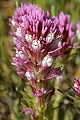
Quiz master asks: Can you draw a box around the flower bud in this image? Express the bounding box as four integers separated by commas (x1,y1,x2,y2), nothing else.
25,34,33,43
25,71,32,80
25,71,36,81
21,23,24,27
46,32,54,43
58,41,61,47
16,50,25,59
47,56,53,67
11,19,16,26
16,27,22,37
42,55,53,67
32,40,41,51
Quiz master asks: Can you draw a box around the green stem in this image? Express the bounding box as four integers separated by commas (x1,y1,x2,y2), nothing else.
53,100,59,120
53,87,63,120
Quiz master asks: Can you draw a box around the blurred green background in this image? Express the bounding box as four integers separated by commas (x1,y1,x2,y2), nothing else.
0,0,80,120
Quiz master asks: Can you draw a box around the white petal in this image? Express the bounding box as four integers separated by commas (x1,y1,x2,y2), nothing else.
25,71,32,80
25,34,33,43
11,20,16,26
47,56,53,67
47,32,54,43
32,40,41,50
16,27,22,37
42,57,47,67
19,51,25,59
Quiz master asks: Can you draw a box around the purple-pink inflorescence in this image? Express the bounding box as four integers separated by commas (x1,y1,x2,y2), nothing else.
74,78,80,97
10,3,62,116
56,12,75,56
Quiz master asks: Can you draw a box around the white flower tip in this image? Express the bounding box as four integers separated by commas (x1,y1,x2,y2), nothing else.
25,34,33,43
16,49,19,57
32,40,41,51
21,23,24,27
56,34,62,41
47,32,54,43
37,79,40,82
42,56,47,67
16,50,25,59
19,51,25,59
42,55,53,67
25,71,32,80
16,27,22,37
25,71,36,80
58,41,61,47
47,56,53,67
11,20,16,26
74,83,78,88
44,90,46,94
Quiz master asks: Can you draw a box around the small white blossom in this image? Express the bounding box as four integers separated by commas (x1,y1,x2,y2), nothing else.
58,41,61,47
25,71,32,80
56,34,62,41
25,71,36,80
32,40,41,51
16,27,22,37
43,90,46,94
47,56,53,67
25,34,33,43
55,34,62,47
37,79,40,82
16,50,25,59
19,51,25,59
42,55,53,67
11,20,16,26
47,32,54,43
74,83,78,90
21,23,24,27
16,50,19,57
42,56,48,67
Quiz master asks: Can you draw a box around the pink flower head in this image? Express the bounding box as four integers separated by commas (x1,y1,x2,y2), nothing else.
10,4,61,116
10,4,62,115
10,3,61,81
57,12,75,56
74,78,80,97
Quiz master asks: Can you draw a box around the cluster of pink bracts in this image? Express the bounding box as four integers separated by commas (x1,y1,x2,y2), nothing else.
9,3,80,118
